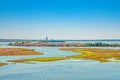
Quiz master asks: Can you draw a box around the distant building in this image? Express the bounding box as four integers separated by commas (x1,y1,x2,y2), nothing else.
46,36,48,42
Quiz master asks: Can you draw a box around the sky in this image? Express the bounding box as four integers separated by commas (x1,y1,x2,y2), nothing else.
0,0,120,40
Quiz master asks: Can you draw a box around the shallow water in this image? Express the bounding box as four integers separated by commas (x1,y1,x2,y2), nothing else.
0,42,120,80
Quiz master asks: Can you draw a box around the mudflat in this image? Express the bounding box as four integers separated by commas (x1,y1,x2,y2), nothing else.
0,62,7,66
0,48,43,56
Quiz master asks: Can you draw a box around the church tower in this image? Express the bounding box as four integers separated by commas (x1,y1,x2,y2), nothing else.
46,36,48,42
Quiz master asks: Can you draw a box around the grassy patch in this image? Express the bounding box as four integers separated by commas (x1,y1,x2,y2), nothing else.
60,48,120,62
24,57,66,62
8,57,66,63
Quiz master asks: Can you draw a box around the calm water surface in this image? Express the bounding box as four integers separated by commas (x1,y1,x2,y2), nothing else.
0,42,120,80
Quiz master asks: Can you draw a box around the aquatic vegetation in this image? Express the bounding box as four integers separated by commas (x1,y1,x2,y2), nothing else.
0,62,8,66
60,48,120,62
24,57,66,62
8,57,66,63
0,48,43,56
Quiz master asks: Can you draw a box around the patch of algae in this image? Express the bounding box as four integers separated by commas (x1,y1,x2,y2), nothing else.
24,57,66,62
8,57,66,63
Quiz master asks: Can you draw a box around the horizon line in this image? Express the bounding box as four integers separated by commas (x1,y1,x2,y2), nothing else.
0,38,120,41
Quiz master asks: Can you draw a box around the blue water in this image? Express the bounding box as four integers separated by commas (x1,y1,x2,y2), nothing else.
66,40,120,44
0,42,120,80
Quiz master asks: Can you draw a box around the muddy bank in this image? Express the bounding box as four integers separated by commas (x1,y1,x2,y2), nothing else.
0,62,7,66
0,48,43,56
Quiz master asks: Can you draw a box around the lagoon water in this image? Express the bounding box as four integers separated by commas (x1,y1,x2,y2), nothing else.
0,41,120,80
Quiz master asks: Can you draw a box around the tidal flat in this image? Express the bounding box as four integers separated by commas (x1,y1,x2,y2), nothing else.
0,48,43,65
0,62,7,66
0,48,43,56
8,48,120,63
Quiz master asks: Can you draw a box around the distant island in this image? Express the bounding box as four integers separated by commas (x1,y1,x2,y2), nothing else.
6,37,120,47
8,41,120,47
0,38,120,47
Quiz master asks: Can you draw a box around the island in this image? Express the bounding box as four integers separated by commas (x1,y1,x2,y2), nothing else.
8,41,120,47
0,48,43,56
0,48,43,66
60,48,120,62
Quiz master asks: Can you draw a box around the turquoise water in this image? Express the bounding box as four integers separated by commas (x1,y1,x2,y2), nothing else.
0,42,120,80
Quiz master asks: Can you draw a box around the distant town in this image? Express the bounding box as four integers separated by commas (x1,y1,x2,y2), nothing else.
7,37,120,47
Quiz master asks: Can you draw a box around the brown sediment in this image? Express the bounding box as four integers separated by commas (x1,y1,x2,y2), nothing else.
8,59,28,63
0,62,8,66
0,48,43,56
60,48,120,62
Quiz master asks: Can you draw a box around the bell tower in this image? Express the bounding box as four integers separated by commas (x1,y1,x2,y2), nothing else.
46,36,48,42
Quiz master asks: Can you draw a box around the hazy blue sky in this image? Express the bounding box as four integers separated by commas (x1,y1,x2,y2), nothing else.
0,0,120,40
